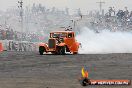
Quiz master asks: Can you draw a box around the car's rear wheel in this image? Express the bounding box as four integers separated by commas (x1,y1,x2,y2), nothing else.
39,46,45,55
73,52,78,54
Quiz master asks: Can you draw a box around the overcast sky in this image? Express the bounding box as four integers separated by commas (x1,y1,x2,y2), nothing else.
0,0,132,12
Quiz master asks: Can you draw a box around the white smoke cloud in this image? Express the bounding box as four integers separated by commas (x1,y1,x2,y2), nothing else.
76,27,132,54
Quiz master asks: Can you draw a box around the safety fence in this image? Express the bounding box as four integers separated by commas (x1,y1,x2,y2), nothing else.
0,40,39,51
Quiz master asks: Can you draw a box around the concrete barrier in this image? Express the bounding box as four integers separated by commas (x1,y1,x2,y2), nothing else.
0,40,39,51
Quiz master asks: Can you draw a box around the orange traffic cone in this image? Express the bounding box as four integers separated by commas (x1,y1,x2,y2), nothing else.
0,42,3,52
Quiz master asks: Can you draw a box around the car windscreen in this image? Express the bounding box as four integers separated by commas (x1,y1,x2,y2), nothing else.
51,33,67,38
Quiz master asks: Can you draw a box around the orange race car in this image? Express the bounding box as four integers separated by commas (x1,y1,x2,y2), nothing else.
39,28,80,55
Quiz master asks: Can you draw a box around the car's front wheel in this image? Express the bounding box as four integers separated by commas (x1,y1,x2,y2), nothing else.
59,46,66,55
39,46,45,55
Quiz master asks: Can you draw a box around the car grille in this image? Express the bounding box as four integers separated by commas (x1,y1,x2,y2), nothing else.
48,39,56,49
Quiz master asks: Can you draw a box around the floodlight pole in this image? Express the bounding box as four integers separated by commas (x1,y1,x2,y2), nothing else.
18,0,23,41
18,0,23,51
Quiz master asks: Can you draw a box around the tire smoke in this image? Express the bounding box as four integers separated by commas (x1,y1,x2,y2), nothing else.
76,27,132,54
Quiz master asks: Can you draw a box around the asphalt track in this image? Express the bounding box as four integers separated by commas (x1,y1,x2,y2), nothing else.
0,51,132,88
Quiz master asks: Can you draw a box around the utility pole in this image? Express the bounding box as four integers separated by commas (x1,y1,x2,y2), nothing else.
96,0,105,13
18,0,23,51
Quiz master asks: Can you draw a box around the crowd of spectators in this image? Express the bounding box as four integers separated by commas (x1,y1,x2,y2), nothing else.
0,26,43,42
0,6,132,42
0,3,70,42
89,7,132,32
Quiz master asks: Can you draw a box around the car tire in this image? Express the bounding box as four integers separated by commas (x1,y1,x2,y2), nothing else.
39,46,45,55
59,46,65,55
73,52,78,54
